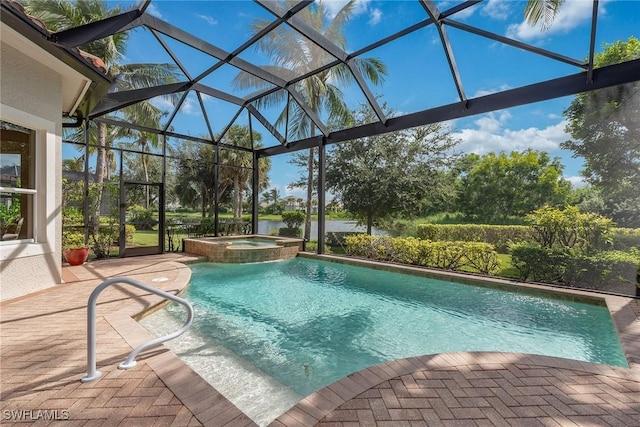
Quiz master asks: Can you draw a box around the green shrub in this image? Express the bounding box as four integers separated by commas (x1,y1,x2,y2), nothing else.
510,242,567,282
325,231,361,248
281,211,305,229
563,250,639,290
124,224,136,244
344,234,500,275
464,242,501,275
200,217,216,235
416,224,439,240
62,230,86,249
62,206,83,226
304,240,332,254
344,234,375,257
526,205,613,253
305,240,317,252
510,242,639,290
611,228,640,251
127,205,158,230
91,224,118,259
279,227,301,237
415,224,530,253
430,241,467,270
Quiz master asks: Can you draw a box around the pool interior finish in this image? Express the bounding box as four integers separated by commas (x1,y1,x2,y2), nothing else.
141,257,627,425
228,239,279,247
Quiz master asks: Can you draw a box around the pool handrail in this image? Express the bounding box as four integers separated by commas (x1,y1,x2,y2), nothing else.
81,276,194,383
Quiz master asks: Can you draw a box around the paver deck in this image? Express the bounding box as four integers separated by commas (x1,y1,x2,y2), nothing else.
1,255,639,426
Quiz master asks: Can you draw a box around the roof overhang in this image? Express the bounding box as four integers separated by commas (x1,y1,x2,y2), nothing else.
0,0,111,119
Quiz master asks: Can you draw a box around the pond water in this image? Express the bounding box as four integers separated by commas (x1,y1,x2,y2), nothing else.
257,220,385,236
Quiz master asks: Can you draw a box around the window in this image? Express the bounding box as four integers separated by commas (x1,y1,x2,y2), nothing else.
0,121,35,243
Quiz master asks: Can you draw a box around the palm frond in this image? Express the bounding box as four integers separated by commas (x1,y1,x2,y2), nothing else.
352,57,387,85
324,84,353,128
324,0,355,48
248,88,289,112
524,0,565,30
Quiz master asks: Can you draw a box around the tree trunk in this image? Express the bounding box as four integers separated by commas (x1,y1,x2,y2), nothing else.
233,175,241,219
92,122,108,231
202,183,207,218
304,147,313,241
367,212,373,235
141,138,149,209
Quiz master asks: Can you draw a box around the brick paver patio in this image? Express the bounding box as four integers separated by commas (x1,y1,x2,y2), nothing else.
1,254,255,426
1,255,639,426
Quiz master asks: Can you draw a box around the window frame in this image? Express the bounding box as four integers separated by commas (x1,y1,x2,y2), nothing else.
0,104,57,260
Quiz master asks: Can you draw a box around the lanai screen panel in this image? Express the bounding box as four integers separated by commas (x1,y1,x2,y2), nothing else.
38,0,639,154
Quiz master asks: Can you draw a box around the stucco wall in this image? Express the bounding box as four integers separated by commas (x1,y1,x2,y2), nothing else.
1,42,63,301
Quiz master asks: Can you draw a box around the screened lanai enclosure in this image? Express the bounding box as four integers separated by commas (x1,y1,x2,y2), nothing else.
3,0,638,284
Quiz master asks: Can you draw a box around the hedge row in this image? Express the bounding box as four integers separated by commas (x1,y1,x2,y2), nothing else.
511,242,639,292
345,234,500,275
416,224,531,253
611,228,640,251
415,223,640,253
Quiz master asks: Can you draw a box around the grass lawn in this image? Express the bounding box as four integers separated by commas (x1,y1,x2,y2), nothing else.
496,253,520,279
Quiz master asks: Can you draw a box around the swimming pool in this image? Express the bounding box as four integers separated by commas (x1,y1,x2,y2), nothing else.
142,257,627,423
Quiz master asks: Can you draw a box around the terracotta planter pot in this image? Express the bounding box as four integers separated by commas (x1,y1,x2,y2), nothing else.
64,247,90,266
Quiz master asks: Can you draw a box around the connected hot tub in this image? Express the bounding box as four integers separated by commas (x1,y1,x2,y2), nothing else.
183,235,303,263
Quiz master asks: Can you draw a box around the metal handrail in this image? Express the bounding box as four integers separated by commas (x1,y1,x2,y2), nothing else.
81,277,194,383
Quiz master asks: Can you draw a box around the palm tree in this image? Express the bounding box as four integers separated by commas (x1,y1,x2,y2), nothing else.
218,126,270,219
25,0,178,225
64,120,124,180
233,0,386,241
269,187,281,212
261,191,272,209
524,0,565,30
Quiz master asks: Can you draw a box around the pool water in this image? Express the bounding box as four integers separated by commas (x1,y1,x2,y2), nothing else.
229,239,278,247
146,257,626,416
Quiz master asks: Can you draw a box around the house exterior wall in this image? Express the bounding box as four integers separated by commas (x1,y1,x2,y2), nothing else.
1,42,63,301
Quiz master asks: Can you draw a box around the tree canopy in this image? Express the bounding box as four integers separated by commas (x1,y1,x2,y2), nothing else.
455,150,572,223
326,105,460,234
174,126,270,219
562,36,640,227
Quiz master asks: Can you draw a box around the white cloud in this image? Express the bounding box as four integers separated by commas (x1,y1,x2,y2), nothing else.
179,97,198,115
452,112,569,155
150,96,198,115
149,97,173,111
481,0,511,20
472,84,512,98
475,111,511,133
566,175,587,188
452,5,477,20
323,0,380,27
368,8,382,26
323,0,370,19
145,3,162,19
283,185,305,199
196,14,218,26
506,0,608,41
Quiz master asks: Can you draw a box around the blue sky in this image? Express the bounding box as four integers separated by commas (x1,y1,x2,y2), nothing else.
96,0,640,200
